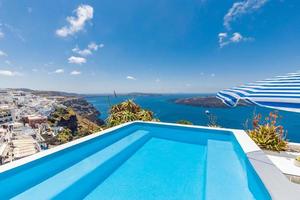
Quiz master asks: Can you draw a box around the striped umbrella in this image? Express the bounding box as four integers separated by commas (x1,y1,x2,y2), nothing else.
217,72,300,112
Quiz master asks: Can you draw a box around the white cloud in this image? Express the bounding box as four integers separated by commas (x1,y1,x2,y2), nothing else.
218,0,266,47
126,76,136,80
72,47,92,56
224,0,268,30
56,4,93,37
88,42,104,51
0,70,22,76
70,70,81,75
68,56,86,64
54,69,64,74
32,68,38,72
218,32,253,47
230,32,243,42
218,32,228,47
72,42,104,57
0,50,7,57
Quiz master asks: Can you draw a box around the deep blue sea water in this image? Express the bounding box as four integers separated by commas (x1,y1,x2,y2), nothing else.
85,94,300,143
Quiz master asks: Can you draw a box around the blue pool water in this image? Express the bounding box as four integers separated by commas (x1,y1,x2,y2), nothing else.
0,122,271,200
86,94,300,142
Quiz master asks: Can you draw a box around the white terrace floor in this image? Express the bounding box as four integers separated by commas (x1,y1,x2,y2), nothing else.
265,143,300,184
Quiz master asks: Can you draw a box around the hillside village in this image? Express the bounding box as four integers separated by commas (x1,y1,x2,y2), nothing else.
0,89,102,165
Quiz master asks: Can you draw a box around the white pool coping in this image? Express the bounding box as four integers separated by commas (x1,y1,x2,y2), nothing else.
0,121,299,199
0,122,135,173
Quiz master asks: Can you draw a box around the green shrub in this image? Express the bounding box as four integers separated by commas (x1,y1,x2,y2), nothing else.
56,128,73,144
106,100,158,127
247,112,288,152
176,120,193,125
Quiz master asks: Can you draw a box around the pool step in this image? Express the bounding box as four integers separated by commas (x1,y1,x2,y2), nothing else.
205,139,252,200
12,130,150,200
0,126,139,199
84,138,207,200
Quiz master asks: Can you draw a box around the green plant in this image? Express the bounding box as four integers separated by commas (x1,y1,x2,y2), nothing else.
206,112,221,128
106,100,158,127
296,156,300,162
176,120,193,125
247,112,288,152
56,128,73,144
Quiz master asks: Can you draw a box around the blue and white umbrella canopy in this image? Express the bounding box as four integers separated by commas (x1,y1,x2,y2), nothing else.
217,72,300,113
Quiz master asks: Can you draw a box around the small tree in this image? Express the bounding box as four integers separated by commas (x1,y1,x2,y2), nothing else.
205,111,220,128
247,112,288,152
106,100,158,127
56,128,73,144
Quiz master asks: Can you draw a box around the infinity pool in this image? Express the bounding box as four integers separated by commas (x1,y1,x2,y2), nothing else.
0,122,271,199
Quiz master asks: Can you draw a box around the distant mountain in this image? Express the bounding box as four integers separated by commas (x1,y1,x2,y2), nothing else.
172,96,249,108
5,88,81,97
32,90,81,97
3,88,83,97
5,88,35,92
4,88,163,98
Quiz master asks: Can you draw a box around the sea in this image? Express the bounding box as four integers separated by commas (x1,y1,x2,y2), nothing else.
85,94,300,143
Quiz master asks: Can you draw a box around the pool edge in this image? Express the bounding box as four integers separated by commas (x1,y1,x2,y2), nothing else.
1,120,299,199
0,121,137,173
139,121,300,200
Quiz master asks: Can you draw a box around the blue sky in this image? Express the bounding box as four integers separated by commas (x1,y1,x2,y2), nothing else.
0,0,299,94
